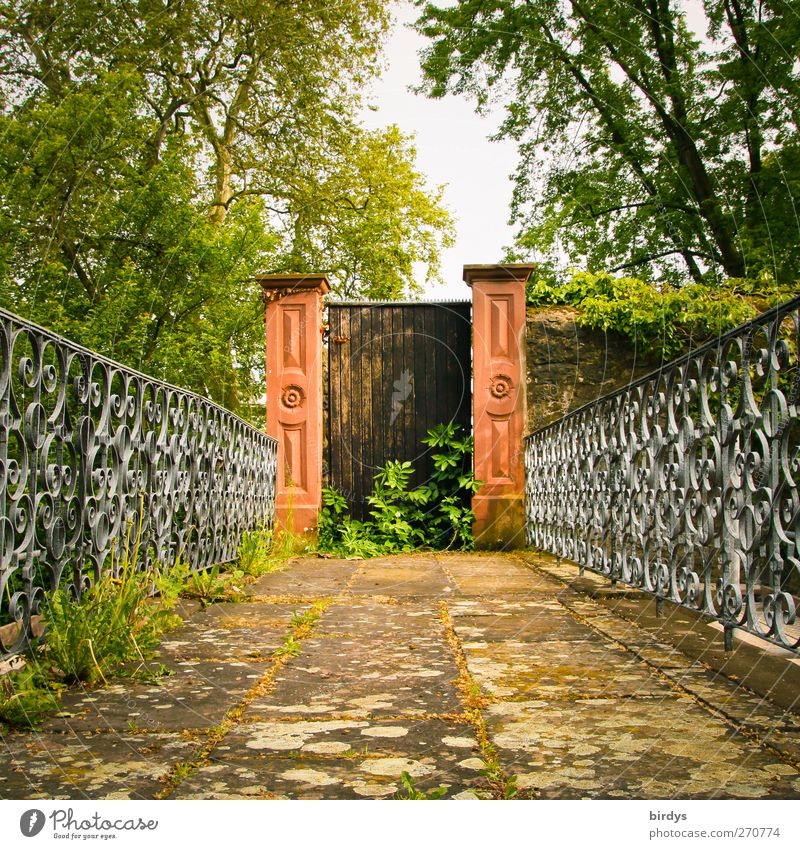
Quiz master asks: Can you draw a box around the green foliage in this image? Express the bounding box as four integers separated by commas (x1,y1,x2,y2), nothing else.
526,269,796,360
290,609,319,630
237,527,287,578
318,488,350,552
274,635,302,658
319,422,479,557
179,564,246,608
417,0,800,287
43,560,177,687
279,125,455,298
0,1,454,417
481,764,521,800
396,771,448,800
0,664,61,730
366,460,432,552
421,423,482,550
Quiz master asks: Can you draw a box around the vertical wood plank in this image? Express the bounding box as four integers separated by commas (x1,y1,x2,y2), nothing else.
354,307,366,520
410,306,427,489
361,306,375,520
327,307,338,493
369,306,383,516
340,307,353,509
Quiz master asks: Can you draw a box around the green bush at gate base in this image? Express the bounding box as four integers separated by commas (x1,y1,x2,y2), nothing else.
319,422,480,557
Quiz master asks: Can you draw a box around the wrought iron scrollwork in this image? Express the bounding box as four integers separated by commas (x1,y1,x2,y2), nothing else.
0,307,277,658
525,294,800,651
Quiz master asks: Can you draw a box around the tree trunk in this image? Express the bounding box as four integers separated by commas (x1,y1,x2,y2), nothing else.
210,146,233,225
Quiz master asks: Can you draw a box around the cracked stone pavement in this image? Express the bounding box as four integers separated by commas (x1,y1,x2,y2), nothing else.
2,552,799,799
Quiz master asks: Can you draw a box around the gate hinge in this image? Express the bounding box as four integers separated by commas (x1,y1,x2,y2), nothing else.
332,335,349,343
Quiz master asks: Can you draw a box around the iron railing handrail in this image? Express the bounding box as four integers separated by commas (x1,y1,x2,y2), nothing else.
525,291,800,440
524,291,800,652
0,305,278,659
0,305,273,437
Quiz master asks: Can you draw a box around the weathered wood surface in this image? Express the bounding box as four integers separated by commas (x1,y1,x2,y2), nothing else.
326,302,472,519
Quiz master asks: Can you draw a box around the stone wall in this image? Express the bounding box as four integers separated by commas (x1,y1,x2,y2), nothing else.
526,306,652,435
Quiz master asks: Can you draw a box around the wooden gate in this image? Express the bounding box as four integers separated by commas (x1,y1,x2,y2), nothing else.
326,301,472,519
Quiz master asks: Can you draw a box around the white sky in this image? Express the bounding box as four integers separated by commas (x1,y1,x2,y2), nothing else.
361,1,519,299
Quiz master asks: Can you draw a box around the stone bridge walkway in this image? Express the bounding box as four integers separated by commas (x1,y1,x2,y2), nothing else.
2,553,800,799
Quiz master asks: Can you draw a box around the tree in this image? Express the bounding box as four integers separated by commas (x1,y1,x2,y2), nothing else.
415,0,800,286
279,125,455,298
0,1,454,413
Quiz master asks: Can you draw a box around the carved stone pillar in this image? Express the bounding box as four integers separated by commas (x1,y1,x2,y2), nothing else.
465,264,534,549
258,273,329,537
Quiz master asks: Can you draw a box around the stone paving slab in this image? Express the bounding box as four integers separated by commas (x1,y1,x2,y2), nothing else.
2,552,799,800
217,717,478,758
48,659,268,733
451,605,593,643
462,638,667,699
0,731,194,799
191,601,310,628
247,559,358,597
348,557,453,596
153,624,288,662
173,718,483,799
663,669,800,731
244,628,462,719
485,698,800,799
172,753,482,800
314,600,444,638
526,554,800,710
442,556,559,596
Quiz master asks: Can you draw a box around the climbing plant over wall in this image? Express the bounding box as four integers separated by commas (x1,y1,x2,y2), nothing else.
319,423,479,557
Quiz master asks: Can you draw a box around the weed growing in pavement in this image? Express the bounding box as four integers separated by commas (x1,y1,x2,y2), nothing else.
0,663,61,730
43,523,181,686
274,635,302,657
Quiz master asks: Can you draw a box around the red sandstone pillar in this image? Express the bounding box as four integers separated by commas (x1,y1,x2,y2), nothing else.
258,273,329,537
465,264,534,549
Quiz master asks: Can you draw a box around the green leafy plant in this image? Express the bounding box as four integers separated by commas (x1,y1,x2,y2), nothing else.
481,765,521,799
0,664,61,730
365,460,431,553
318,488,349,551
420,423,481,550
44,571,171,686
290,609,319,629
396,771,448,800
319,422,479,558
526,269,794,361
275,635,302,657
180,564,246,608
41,517,183,685
237,526,279,577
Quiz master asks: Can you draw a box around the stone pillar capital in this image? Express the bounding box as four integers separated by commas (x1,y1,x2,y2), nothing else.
463,264,536,287
257,273,331,303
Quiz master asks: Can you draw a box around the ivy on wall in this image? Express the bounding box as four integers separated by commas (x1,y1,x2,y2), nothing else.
526,270,796,361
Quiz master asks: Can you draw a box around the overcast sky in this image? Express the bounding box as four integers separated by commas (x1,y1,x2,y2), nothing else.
361,1,520,299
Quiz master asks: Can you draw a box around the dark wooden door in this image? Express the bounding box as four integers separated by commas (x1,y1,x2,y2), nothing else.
326,301,472,519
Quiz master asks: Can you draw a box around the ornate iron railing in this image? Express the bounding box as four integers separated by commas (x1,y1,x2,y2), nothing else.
0,307,277,658
525,294,800,651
